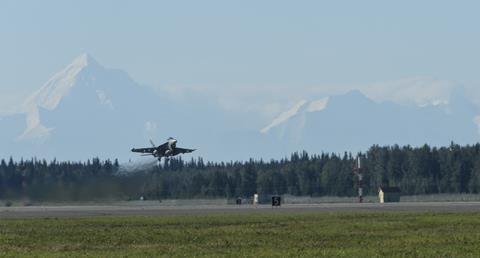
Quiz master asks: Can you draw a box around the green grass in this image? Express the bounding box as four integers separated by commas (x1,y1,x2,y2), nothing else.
1,212,480,257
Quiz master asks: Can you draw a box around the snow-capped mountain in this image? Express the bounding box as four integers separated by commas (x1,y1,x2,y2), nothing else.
20,54,99,140
2,54,479,162
0,54,279,161
261,97,329,134
0,54,199,160
261,89,480,153
25,53,98,111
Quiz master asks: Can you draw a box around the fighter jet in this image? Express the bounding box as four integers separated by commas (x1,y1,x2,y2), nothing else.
131,137,195,162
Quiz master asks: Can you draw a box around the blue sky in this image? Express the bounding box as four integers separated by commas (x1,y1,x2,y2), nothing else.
2,0,480,114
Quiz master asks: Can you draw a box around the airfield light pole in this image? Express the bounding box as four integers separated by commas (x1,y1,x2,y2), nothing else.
353,156,363,203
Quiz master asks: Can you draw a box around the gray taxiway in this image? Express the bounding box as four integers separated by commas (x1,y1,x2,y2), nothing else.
1,202,480,218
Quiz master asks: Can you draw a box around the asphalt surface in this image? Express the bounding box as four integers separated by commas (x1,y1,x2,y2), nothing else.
1,202,480,218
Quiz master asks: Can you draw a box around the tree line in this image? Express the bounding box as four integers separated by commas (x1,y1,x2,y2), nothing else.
1,143,480,202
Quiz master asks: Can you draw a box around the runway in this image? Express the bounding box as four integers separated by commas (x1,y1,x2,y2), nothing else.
1,202,480,218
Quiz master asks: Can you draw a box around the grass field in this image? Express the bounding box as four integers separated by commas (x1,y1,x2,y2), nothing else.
1,212,479,257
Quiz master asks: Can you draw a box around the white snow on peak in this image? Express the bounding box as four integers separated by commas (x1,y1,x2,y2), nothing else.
96,90,114,110
363,77,455,108
18,106,52,140
24,53,101,111
418,99,449,108
19,53,102,140
306,97,329,112
261,100,307,134
72,53,95,67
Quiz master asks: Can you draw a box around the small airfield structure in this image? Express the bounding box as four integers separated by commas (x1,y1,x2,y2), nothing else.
378,186,401,203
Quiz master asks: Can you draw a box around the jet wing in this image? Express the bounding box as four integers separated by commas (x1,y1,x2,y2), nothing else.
157,142,169,151
172,147,196,155
131,147,156,154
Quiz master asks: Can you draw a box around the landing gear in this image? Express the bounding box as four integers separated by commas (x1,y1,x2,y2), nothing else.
164,157,171,167
156,157,162,167
155,157,171,167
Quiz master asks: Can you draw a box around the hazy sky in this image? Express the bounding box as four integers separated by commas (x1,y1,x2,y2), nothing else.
2,0,480,115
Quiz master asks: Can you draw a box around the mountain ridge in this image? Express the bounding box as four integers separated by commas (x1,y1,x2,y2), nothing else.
1,54,479,161
262,89,480,154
